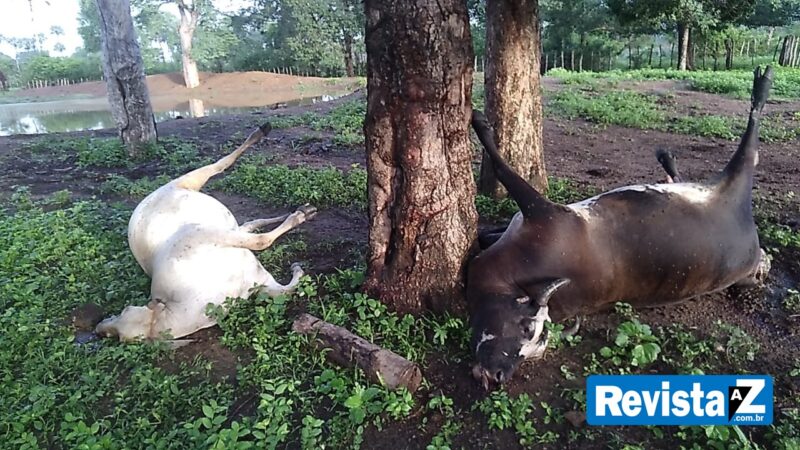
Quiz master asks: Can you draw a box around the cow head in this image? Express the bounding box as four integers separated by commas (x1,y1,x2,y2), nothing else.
470,278,570,390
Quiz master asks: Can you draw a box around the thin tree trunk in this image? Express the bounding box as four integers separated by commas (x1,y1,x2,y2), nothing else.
343,32,355,77
480,0,547,198
177,1,200,88
96,0,157,156
670,40,675,68
363,0,477,313
725,38,734,70
714,40,719,71
648,43,654,67
658,44,663,67
628,39,633,69
677,24,689,70
702,43,706,70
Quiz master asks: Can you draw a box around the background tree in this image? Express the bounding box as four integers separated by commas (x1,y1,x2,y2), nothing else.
96,0,158,155
480,0,547,197
79,0,104,53
608,0,756,70
192,9,239,72
228,0,364,76
363,0,477,313
468,0,487,66
131,0,181,72
173,0,207,88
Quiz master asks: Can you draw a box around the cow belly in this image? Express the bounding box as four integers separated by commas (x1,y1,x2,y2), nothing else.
610,228,760,307
128,186,239,274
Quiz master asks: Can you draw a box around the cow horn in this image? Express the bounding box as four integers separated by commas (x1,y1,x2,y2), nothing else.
537,278,570,306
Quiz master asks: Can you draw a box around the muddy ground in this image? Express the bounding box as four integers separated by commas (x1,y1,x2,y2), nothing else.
0,79,798,449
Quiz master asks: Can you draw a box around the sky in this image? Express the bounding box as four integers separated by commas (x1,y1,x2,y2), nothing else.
0,0,249,59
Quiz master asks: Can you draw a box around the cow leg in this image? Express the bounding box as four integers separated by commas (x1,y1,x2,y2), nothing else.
173,123,271,191
734,248,771,287
219,205,316,251
256,263,305,297
561,315,582,337
239,214,290,233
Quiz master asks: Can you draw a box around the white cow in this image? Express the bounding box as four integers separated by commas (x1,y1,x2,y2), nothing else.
96,124,316,341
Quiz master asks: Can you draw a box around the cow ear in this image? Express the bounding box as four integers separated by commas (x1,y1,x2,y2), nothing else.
537,278,570,307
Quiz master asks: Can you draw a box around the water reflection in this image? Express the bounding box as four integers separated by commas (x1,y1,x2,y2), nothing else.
188,98,205,118
0,94,340,136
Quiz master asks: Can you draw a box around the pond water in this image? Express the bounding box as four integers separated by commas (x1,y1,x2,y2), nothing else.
0,95,338,136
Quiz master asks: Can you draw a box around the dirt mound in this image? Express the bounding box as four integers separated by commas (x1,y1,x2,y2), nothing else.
12,71,362,108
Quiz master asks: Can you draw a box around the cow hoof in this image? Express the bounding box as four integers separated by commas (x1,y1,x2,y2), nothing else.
755,248,771,284
291,262,304,275
297,204,318,221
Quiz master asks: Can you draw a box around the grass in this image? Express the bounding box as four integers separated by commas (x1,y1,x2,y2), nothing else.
784,289,800,315
549,88,800,142
0,192,473,448
24,135,207,172
0,183,797,449
270,100,366,146
100,174,171,198
214,159,368,209
503,301,799,448
547,67,800,101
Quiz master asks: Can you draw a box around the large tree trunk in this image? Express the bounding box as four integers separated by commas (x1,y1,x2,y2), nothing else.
363,0,477,313
177,1,200,88
96,0,157,156
479,0,546,197
677,23,690,70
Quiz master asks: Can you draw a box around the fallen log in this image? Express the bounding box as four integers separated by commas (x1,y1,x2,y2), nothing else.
292,313,423,392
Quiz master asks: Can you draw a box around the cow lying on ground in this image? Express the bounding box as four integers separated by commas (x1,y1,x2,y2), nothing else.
468,67,774,389
96,123,316,341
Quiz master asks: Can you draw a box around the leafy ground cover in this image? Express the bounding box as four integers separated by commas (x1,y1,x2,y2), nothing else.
547,67,800,101
0,83,798,449
548,89,800,142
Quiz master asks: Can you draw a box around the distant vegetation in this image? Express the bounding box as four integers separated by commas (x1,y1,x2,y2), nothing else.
548,67,800,100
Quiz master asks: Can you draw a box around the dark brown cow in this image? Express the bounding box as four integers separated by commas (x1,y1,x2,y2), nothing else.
467,67,774,389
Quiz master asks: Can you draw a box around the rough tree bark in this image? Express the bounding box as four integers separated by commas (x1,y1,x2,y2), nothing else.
176,0,201,88
725,38,734,70
343,32,355,77
479,0,547,198
677,23,690,70
96,0,157,156
363,0,477,313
